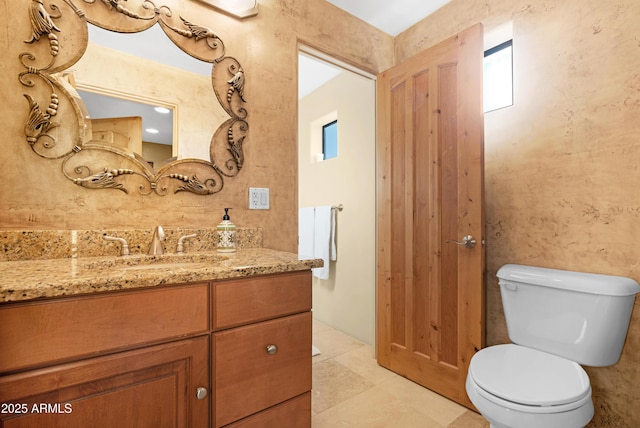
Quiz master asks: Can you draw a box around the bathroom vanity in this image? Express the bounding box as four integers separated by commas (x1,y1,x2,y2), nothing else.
0,248,320,427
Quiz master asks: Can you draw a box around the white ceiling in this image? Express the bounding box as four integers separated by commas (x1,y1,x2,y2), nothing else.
299,0,451,99
326,0,451,37
298,54,343,99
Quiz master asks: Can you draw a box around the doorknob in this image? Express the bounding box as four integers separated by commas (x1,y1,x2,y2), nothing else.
445,235,477,249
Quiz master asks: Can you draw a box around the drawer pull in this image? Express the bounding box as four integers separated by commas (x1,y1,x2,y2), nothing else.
196,387,208,400
266,344,278,355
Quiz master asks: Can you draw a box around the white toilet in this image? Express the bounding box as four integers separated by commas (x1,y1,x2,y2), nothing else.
466,264,640,428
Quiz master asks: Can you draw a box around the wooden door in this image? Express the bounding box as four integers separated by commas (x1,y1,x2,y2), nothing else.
376,23,485,409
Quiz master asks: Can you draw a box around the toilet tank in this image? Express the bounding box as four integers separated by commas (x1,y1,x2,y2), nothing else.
497,264,640,367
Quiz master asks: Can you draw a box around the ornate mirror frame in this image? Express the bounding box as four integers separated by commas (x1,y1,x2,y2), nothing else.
20,0,248,195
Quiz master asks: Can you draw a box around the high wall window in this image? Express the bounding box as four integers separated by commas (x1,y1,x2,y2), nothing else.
322,120,338,160
484,40,513,112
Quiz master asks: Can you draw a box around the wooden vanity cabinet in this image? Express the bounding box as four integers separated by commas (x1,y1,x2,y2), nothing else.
212,271,312,428
0,283,211,428
0,270,313,428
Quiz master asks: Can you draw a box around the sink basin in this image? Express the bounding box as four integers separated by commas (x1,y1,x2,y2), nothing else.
82,253,228,270
117,262,212,271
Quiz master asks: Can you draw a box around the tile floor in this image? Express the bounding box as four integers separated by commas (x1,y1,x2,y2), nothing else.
311,319,490,428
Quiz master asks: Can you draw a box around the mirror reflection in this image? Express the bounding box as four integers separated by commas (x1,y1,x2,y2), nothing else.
71,24,228,164
77,90,174,168
20,0,249,195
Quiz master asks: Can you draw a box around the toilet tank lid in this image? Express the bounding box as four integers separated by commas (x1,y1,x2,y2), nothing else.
497,264,640,296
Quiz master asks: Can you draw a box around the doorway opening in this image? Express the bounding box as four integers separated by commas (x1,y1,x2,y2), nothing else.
297,45,376,346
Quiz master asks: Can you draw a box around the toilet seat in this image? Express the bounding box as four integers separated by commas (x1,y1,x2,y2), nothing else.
469,344,591,409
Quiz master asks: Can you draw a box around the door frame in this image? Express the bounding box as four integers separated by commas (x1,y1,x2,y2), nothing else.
296,42,378,348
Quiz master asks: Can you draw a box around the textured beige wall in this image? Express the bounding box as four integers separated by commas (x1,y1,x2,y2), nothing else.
298,71,376,345
396,0,640,426
4,0,639,424
0,0,393,252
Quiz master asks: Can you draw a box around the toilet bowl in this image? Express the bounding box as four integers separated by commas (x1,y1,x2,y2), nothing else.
466,344,593,428
466,264,640,428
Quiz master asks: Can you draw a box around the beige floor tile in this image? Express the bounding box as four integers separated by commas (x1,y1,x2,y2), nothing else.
311,319,484,428
312,318,333,335
332,345,398,385
312,383,444,428
448,410,490,428
312,325,366,363
312,359,375,414
374,374,467,426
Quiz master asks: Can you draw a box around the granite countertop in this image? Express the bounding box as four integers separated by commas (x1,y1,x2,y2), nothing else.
0,248,323,303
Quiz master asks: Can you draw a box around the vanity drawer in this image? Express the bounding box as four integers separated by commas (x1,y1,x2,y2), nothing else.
213,312,312,427
0,283,209,374
223,392,311,428
212,271,311,329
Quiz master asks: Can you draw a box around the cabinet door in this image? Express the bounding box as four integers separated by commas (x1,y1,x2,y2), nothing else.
213,312,311,427
0,336,209,428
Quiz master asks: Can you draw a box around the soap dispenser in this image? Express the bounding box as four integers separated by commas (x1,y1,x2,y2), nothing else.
217,208,236,253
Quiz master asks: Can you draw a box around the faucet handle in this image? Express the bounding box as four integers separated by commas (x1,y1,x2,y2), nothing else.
176,233,198,254
103,234,130,256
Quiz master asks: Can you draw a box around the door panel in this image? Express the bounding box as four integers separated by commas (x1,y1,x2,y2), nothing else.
0,337,210,428
377,23,485,409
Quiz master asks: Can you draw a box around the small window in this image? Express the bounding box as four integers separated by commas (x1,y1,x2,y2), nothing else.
484,40,513,112
322,120,338,160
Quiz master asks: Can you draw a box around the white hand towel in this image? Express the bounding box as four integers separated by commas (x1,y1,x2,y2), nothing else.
298,207,315,259
312,205,332,280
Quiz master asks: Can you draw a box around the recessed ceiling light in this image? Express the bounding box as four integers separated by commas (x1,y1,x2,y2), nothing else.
154,107,170,114
145,128,159,134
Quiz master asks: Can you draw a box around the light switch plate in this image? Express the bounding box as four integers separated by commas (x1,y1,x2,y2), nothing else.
249,187,269,209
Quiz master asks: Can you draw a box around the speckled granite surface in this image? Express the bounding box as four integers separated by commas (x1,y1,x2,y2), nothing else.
0,228,264,261
0,248,322,303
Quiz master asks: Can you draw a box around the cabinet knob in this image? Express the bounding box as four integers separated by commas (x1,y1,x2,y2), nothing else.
196,387,208,400
266,344,278,355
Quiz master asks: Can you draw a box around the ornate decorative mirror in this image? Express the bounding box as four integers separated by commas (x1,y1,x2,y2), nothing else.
20,0,248,195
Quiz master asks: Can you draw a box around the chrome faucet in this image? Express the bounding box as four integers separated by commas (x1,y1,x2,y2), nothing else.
176,233,198,254
148,225,165,255
103,234,130,256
